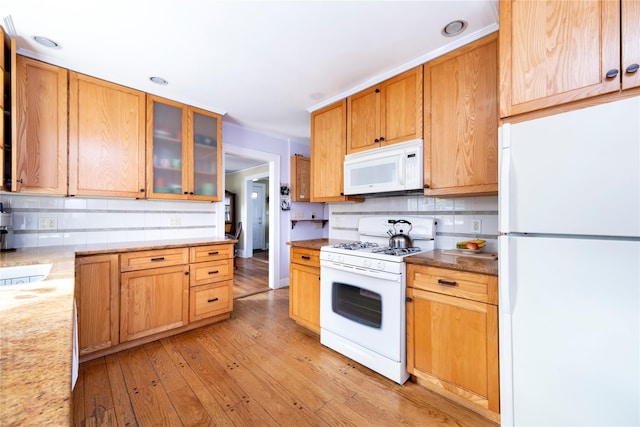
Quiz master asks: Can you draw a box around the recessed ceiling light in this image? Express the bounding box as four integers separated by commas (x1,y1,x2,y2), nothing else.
149,76,168,85
442,20,468,37
33,35,60,49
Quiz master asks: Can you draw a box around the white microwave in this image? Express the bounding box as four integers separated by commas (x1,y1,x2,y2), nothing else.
343,139,424,195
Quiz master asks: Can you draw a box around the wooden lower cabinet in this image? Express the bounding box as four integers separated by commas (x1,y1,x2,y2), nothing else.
75,254,119,356
406,264,499,422
289,247,320,333
76,243,234,361
120,264,190,342
189,244,234,322
190,281,233,322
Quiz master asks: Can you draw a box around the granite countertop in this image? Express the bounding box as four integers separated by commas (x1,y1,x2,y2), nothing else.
405,249,498,276
287,238,352,250
0,237,232,426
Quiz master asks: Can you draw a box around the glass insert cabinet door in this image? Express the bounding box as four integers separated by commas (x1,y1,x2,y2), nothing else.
191,108,220,199
147,95,222,201
150,100,184,197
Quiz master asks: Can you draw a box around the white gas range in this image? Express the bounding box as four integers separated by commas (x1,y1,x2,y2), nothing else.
319,216,435,384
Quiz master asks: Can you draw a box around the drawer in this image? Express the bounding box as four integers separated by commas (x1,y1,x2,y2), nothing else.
190,259,233,287
190,244,234,263
290,247,320,268
407,264,498,305
120,248,189,272
190,281,233,322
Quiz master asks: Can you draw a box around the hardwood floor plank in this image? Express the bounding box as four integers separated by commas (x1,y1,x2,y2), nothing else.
105,354,138,427
80,358,115,425
314,398,373,427
117,347,161,393
76,288,499,427
197,328,329,424
72,368,85,426
167,385,215,427
143,340,188,393
159,337,236,427
128,383,183,426
168,332,246,409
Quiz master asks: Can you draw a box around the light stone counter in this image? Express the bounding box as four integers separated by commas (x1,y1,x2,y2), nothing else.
0,237,231,426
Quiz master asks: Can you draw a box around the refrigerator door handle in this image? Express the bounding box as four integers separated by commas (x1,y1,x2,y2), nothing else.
498,235,515,314
498,124,511,233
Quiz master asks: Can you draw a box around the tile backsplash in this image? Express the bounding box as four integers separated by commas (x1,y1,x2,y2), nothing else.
327,195,499,252
0,193,219,248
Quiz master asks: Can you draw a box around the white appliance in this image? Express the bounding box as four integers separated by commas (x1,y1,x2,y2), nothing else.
320,216,435,384
343,139,423,195
499,96,640,426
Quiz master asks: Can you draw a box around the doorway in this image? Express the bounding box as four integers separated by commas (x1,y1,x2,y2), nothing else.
223,144,281,291
251,181,267,251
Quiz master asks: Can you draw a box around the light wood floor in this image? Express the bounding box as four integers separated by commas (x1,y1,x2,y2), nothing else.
233,250,270,299
73,288,499,426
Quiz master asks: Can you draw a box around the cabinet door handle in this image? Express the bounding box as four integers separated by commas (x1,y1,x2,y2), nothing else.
16,178,23,184
626,63,639,74
208,270,220,275
379,136,385,142
374,138,380,143
208,251,219,255
207,297,219,303
406,297,413,302
301,255,311,260
605,69,619,78
437,279,457,287
139,188,145,193
150,257,165,262
184,271,189,276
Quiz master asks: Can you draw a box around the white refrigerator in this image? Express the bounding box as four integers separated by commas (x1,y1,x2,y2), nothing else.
499,96,640,426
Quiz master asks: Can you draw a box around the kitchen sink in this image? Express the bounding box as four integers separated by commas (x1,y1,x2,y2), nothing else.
0,263,52,286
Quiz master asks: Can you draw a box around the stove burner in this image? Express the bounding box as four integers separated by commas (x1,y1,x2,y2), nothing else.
371,247,423,256
332,241,379,250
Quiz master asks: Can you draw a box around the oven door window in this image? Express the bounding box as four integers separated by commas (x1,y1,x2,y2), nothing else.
332,283,382,328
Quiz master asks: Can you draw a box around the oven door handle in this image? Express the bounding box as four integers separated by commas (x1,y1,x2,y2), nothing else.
321,262,401,282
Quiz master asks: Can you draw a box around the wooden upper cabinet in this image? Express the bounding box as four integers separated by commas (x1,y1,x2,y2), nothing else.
290,155,310,202
12,55,68,194
310,100,351,202
146,95,222,201
347,66,422,154
424,33,498,196
622,0,640,90
499,0,621,117
68,72,146,197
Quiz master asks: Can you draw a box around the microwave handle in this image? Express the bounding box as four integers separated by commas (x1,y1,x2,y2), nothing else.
398,154,405,185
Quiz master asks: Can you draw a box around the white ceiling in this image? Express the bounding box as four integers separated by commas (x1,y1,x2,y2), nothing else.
1,1,498,144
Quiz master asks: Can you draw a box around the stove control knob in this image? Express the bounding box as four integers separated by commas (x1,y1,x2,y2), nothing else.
337,255,344,263
325,253,332,261
363,259,371,268
376,261,385,270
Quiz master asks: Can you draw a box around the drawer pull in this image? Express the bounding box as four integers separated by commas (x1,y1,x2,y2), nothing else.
208,270,220,275
301,255,311,260
150,257,166,262
437,279,457,287
207,297,219,303
208,251,219,255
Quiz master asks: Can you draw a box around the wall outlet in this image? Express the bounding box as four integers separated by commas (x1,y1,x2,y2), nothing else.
313,221,323,229
472,219,482,233
169,215,181,227
39,217,57,230
292,210,303,219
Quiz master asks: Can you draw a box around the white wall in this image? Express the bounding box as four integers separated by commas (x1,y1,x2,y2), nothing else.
328,194,499,253
0,193,219,248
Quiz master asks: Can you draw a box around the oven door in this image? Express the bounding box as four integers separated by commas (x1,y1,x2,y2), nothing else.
320,260,405,361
